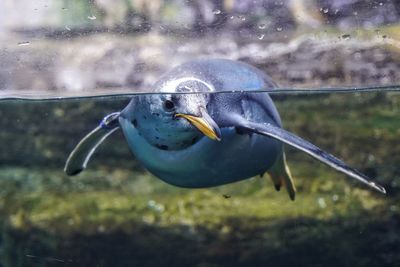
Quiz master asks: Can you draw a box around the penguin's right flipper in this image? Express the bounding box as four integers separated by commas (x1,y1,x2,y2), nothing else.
64,112,120,176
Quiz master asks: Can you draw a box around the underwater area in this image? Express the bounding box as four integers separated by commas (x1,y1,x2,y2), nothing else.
1,1,400,266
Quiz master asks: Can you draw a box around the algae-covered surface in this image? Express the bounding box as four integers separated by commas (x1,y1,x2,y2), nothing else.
0,92,399,267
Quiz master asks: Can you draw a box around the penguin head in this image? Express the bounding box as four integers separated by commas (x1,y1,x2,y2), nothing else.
120,77,220,151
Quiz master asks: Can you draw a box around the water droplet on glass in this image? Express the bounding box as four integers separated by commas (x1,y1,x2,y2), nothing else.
88,15,97,20
379,2,383,6
258,23,266,29
323,8,329,14
332,194,339,202
212,9,221,15
342,34,351,40
276,27,283,32
17,41,30,46
258,34,265,40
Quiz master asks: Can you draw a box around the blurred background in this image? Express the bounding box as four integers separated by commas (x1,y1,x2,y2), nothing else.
0,1,399,266
0,0,400,94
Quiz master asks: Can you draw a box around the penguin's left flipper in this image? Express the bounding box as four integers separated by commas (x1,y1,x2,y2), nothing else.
227,115,386,194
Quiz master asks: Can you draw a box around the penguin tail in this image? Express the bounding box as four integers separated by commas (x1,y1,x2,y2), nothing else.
267,151,296,201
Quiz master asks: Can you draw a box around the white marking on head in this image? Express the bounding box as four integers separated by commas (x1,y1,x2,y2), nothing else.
159,77,215,93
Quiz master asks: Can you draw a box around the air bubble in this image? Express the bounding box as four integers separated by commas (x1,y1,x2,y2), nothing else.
212,9,221,15
147,200,165,212
258,23,266,29
17,41,30,46
342,34,351,40
317,197,327,208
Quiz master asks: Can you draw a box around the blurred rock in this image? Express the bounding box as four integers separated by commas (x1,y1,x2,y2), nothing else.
0,48,57,90
1,32,399,92
94,48,137,87
0,0,399,40
318,0,400,29
0,0,399,92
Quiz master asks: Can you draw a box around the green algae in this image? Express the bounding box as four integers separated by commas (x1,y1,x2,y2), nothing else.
0,92,399,266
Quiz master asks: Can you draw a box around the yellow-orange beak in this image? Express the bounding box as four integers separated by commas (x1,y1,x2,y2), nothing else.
175,108,221,141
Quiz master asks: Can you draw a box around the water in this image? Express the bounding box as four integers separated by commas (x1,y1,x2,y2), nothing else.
0,88,398,266
1,0,399,264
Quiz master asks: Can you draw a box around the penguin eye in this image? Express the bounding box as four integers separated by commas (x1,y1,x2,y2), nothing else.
163,99,175,111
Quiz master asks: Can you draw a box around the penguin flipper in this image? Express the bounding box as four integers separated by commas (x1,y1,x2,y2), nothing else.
268,151,296,200
226,115,386,194
64,112,120,176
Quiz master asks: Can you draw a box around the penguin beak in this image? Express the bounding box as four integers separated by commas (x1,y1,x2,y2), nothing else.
175,107,221,141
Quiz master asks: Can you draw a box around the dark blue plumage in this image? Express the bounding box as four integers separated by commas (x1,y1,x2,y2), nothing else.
65,59,386,200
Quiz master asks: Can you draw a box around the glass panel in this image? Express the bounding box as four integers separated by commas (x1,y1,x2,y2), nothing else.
0,1,399,266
